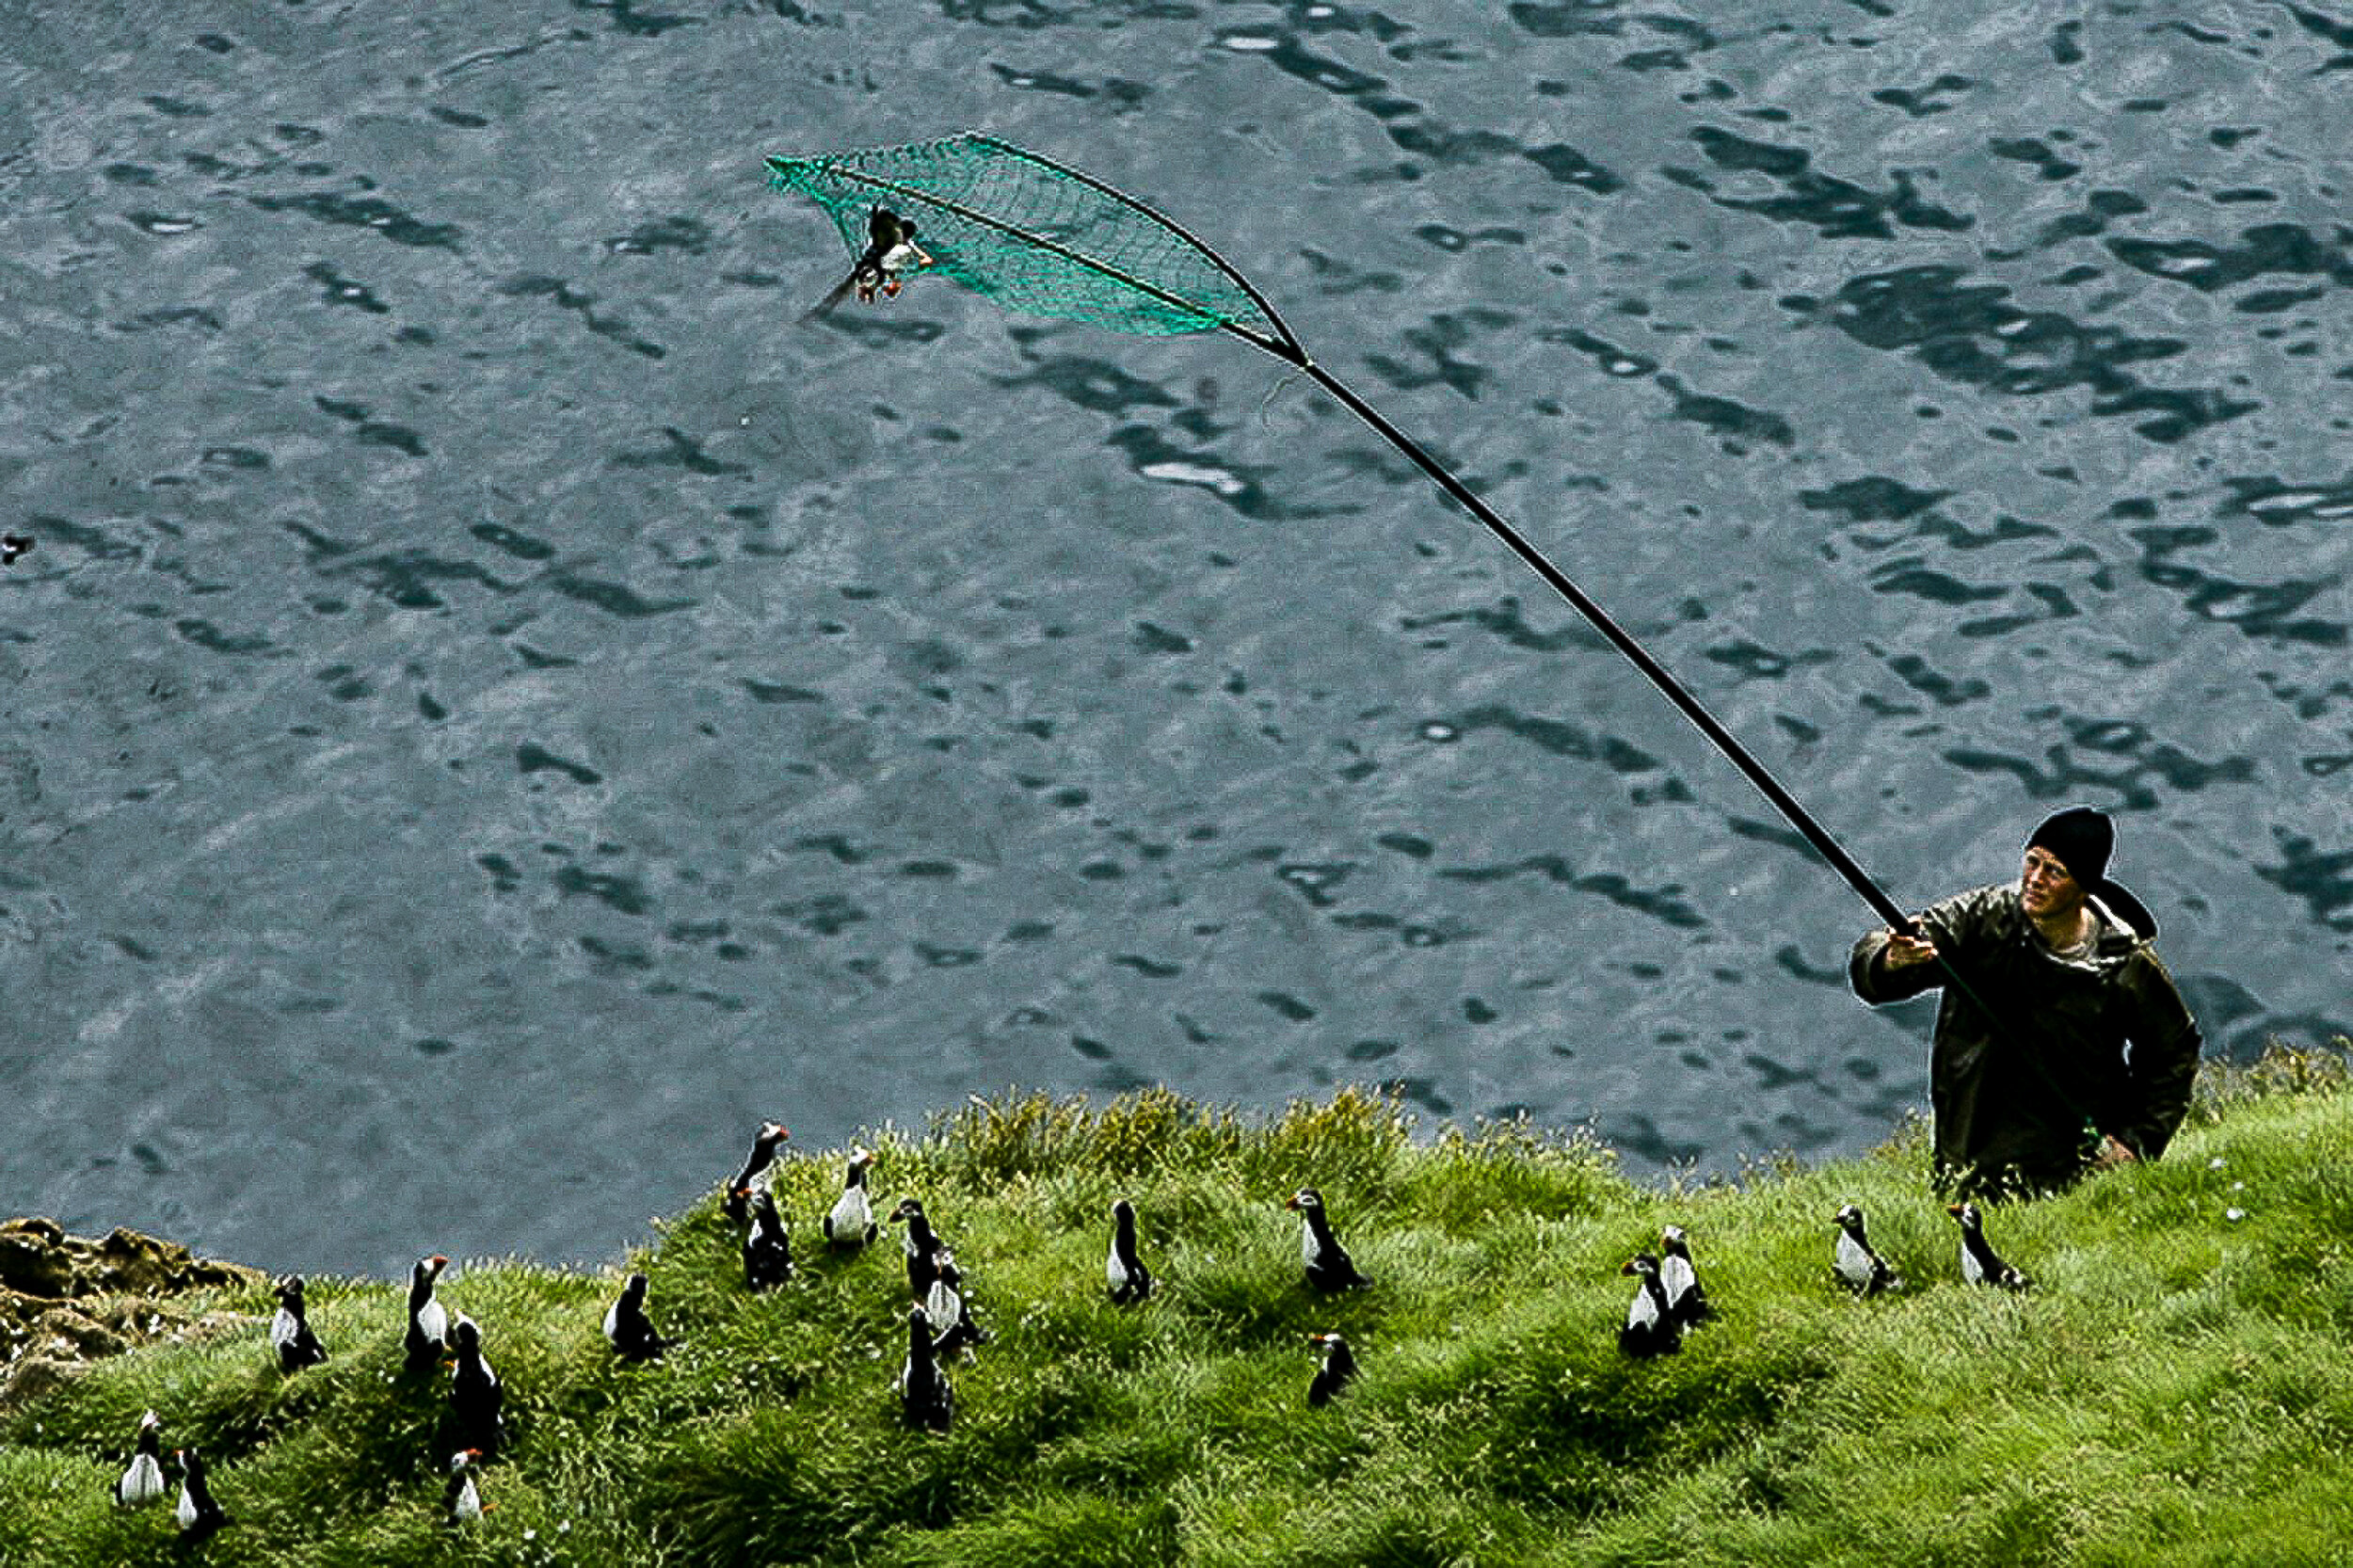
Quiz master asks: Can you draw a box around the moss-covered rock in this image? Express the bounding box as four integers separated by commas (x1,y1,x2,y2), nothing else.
0,1218,263,1415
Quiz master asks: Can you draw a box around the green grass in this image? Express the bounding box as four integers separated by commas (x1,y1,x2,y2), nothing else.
5,1050,2349,1567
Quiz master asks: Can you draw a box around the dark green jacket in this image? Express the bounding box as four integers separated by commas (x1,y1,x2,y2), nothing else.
1849,882,2201,1197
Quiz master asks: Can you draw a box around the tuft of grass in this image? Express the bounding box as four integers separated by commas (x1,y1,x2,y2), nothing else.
3,1041,2347,1565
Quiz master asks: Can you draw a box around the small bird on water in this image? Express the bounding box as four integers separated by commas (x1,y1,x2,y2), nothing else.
1948,1202,2032,1290
1833,1204,1904,1296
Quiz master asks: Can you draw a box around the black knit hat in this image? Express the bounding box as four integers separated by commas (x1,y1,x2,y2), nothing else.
2026,806,2113,889
2026,806,2160,938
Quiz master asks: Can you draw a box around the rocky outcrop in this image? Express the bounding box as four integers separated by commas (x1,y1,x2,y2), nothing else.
0,1217,264,1415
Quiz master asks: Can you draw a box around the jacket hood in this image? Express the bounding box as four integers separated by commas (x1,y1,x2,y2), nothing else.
2090,880,2156,942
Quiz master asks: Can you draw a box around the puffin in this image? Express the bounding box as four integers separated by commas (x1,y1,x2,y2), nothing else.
1285,1188,1369,1291
405,1255,451,1375
722,1120,791,1225
1306,1332,1358,1407
1618,1254,1682,1358
1948,1202,2032,1290
899,1303,954,1432
0,534,29,567
1658,1224,1716,1328
889,1196,947,1299
448,1316,505,1458
113,1409,167,1506
924,1251,990,1360
824,1148,879,1248
1106,1197,1152,1305
743,1188,794,1291
805,205,933,319
443,1448,487,1526
173,1447,228,1542
1833,1204,1904,1296
271,1274,329,1373
603,1272,675,1363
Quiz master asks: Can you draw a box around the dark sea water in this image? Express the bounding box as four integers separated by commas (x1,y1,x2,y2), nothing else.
3,0,2347,1278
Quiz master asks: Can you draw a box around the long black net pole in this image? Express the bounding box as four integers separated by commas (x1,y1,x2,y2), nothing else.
1270,345,1920,938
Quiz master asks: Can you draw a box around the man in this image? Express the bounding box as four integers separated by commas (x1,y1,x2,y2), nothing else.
1849,806,2201,1199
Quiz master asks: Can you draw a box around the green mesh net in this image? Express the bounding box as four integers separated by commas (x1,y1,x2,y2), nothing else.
765,134,1290,344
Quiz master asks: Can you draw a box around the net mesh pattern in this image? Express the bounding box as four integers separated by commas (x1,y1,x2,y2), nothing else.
765,134,1284,342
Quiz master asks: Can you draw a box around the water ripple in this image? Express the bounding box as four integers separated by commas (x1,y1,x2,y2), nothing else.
1788,265,2259,442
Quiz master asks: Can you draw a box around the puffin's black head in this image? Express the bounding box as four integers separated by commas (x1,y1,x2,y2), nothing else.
846,1147,875,1179
1285,1188,1323,1214
415,1254,448,1285
275,1275,306,1308
889,1197,925,1224
137,1409,161,1435
1622,1254,1661,1281
453,1318,482,1352
755,1119,790,1146
1834,1203,1867,1235
1945,1202,1982,1231
622,1272,648,1302
1112,1197,1136,1222
1661,1224,1689,1251
175,1447,205,1478
449,1448,481,1474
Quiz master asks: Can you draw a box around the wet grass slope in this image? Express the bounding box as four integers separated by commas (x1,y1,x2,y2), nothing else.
3,1048,2348,1567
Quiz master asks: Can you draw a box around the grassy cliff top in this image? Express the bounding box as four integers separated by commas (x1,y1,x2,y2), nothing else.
4,1046,2348,1566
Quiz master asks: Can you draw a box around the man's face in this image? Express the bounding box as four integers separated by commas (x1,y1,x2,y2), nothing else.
2020,845,2085,920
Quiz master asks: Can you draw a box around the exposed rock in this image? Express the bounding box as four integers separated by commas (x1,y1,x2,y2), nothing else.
0,1217,266,1416
0,1216,258,1299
